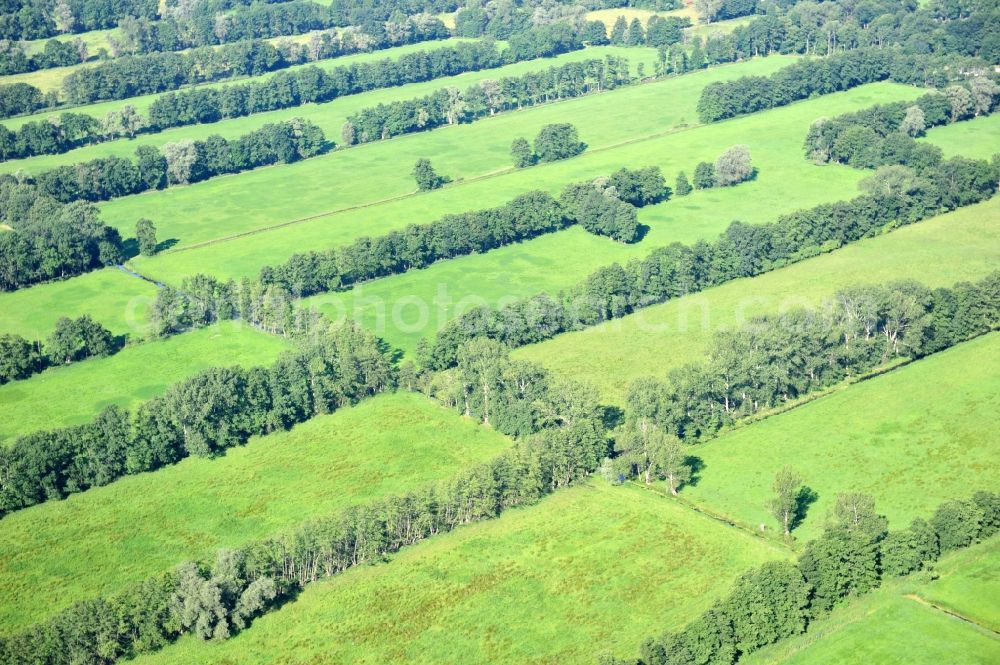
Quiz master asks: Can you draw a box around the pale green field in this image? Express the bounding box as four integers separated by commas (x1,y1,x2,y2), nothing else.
0,391,512,632
685,16,753,41
746,538,1000,665
0,322,286,443
0,42,625,160
515,197,1000,404
909,533,1000,632
0,61,90,93
103,53,777,256
291,82,928,358
130,72,904,290
680,334,1000,541
19,27,118,58
135,481,786,665
586,5,701,29
919,112,1000,159
0,267,157,339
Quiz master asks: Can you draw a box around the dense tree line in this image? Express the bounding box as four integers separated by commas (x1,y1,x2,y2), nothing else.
0,183,124,289
619,273,1000,442
0,82,54,119
613,490,1000,665
596,13,690,49
342,54,630,143
420,154,999,368
805,83,999,169
0,35,86,75
257,167,665,297
0,343,610,663
692,0,998,66
28,118,326,203
0,314,118,384
0,0,160,41
0,322,394,517
2,36,495,160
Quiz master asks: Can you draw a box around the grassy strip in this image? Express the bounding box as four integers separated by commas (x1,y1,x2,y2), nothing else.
0,391,511,632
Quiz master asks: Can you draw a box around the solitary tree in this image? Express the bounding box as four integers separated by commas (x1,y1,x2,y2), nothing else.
768,466,803,536
534,123,585,163
899,105,926,137
510,137,534,168
136,218,157,256
714,144,754,186
693,161,715,189
653,435,692,495
675,170,692,196
412,158,444,191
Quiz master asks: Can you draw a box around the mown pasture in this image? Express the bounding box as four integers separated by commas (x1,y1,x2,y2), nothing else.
515,197,1000,404
680,334,1000,541
126,76,908,289
919,112,1000,159
744,537,1000,665
293,82,928,357
0,322,286,443
0,42,640,166
0,267,157,339
907,533,1000,632
93,53,788,255
133,481,787,665
0,391,512,632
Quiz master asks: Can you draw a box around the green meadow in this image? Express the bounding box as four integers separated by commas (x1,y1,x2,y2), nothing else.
131,76,905,288
908,534,1000,632
0,391,512,632
919,112,1000,159
515,197,1000,404
135,481,786,665
745,538,1000,665
679,334,1000,541
0,267,157,339
293,82,943,358
96,55,791,257
0,43,644,164
0,322,286,443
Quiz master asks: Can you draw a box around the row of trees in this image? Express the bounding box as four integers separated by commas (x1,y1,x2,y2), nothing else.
0,184,124,290
690,0,998,65
0,0,160,41
0,315,117,384
596,14,691,49
805,83,999,169
342,54,632,144
619,273,1000,442
0,12,455,116
0,38,501,161
0,344,609,663
617,489,1000,665
419,153,999,368
30,118,326,203
0,322,394,517
256,165,665,298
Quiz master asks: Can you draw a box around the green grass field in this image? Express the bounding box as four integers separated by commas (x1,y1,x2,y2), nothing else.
93,52,774,256
0,43,637,164
678,334,1000,541
515,197,1000,404
919,112,1000,159
0,267,157,339
0,391,512,632
0,322,286,443
908,534,1000,632
128,75,906,291
745,538,1000,665
684,16,753,40
134,481,786,665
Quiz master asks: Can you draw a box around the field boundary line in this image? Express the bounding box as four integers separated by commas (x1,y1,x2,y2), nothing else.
903,594,1000,638
623,479,795,553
